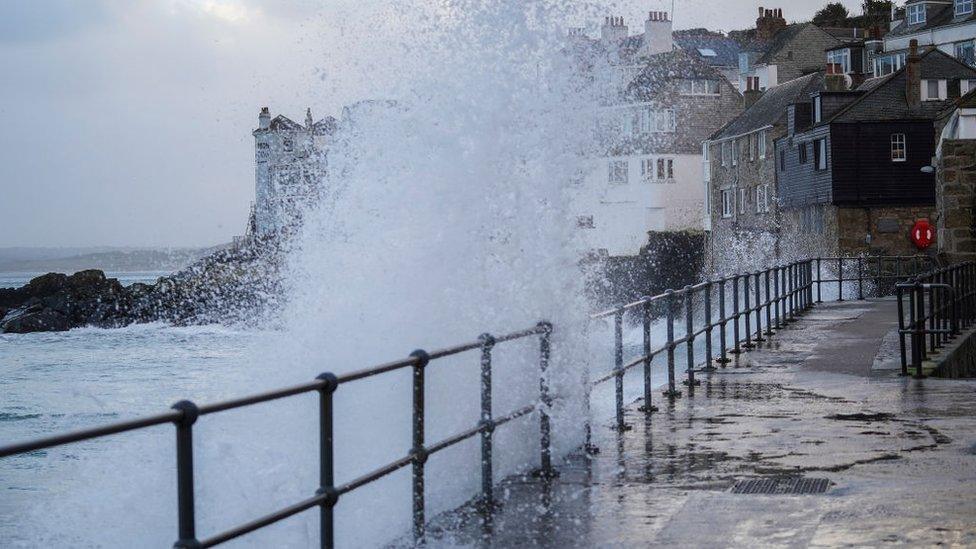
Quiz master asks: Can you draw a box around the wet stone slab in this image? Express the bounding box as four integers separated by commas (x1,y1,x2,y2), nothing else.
404,300,976,548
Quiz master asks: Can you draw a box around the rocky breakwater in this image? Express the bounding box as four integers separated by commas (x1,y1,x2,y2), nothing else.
0,238,283,334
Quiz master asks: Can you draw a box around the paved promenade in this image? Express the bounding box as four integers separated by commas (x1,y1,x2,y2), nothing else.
422,299,976,547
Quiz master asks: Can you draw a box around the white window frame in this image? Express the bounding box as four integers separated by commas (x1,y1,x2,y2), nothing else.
907,4,926,25
721,141,730,166
756,184,770,214
891,134,907,162
874,53,906,78
815,139,828,171
955,41,975,67
922,79,948,101
640,158,655,181
749,134,756,161
827,49,851,74
680,79,721,96
737,187,746,214
758,130,767,159
957,0,974,17
732,139,739,166
963,79,976,95
609,159,629,183
721,189,734,218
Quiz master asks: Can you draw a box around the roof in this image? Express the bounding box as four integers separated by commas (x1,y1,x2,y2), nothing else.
624,49,733,102
710,72,825,141
268,115,303,131
821,49,976,125
259,114,338,135
746,24,841,65
938,88,976,120
889,2,976,38
673,32,741,68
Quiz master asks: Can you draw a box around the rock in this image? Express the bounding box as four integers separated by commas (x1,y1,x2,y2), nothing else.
25,273,69,297
1,306,71,333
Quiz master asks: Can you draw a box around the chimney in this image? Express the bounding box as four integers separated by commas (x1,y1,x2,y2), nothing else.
744,77,763,108
601,15,628,43
906,39,921,111
756,7,787,41
258,107,271,130
305,108,313,129
643,11,673,56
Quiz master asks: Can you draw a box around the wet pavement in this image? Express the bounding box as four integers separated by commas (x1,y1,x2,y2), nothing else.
417,299,976,547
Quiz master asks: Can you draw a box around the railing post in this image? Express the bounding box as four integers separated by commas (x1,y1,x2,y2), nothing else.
929,279,937,353
703,283,716,371
613,311,626,431
684,287,699,387
857,255,864,300
171,400,199,549
764,269,773,335
838,257,844,302
787,264,795,322
409,349,430,543
731,277,741,354
315,374,339,549
478,334,495,508
898,286,909,376
717,279,730,365
773,267,781,330
640,299,658,413
913,284,926,379
537,322,554,475
808,260,815,308
664,290,681,398
816,257,823,303
753,272,764,342
743,274,753,349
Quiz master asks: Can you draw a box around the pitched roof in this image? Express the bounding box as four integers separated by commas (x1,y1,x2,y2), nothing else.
624,48,731,102
823,49,976,125
268,115,303,131
888,2,976,38
673,32,741,69
746,24,841,65
710,72,825,140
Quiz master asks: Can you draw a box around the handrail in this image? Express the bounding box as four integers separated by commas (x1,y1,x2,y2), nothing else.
0,322,555,549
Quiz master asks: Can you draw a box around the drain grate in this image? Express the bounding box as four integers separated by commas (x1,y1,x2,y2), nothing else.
730,477,831,495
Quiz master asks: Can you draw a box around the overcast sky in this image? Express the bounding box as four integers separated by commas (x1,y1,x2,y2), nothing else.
0,0,866,248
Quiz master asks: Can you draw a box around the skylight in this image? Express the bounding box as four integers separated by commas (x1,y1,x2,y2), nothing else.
698,48,718,57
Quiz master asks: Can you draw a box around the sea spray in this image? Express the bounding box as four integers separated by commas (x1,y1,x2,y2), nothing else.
14,1,618,547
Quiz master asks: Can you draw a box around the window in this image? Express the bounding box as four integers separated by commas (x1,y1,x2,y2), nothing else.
283,138,294,152
891,134,907,162
758,130,767,159
697,48,718,57
874,53,906,77
641,158,655,181
756,184,771,214
957,0,974,17
798,142,808,164
577,216,594,229
721,189,734,218
632,108,675,134
721,141,731,166
609,160,629,183
780,149,787,172
963,79,976,95
749,133,756,161
679,79,721,96
956,41,975,66
814,96,822,124
922,79,946,101
814,139,827,170
732,139,739,166
826,49,851,74
907,3,926,25
738,188,746,214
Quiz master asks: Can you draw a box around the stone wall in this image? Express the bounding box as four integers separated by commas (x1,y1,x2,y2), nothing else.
836,206,936,256
936,139,976,261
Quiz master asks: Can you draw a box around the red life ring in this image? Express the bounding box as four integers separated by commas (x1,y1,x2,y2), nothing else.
911,219,934,249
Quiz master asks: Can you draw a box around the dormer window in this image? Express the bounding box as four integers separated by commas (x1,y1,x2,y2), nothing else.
827,49,851,74
922,79,947,100
907,3,926,25
957,0,974,17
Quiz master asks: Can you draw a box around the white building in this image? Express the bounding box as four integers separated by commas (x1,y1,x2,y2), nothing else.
876,0,976,77
251,107,336,236
570,12,744,257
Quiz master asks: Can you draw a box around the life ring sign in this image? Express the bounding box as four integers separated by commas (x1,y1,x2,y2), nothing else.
911,219,934,249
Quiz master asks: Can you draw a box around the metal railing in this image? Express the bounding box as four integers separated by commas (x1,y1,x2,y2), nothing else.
897,262,976,378
589,255,934,433
0,322,555,548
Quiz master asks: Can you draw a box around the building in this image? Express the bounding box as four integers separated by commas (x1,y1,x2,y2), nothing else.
738,8,850,91
878,0,976,77
571,12,743,257
776,43,976,258
251,107,336,237
674,29,742,88
705,72,826,273
935,88,976,260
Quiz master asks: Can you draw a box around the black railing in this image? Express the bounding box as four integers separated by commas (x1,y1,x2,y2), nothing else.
896,262,976,378
589,255,934,433
0,322,554,548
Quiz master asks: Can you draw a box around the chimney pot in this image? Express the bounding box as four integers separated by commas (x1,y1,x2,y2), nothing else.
759,6,765,17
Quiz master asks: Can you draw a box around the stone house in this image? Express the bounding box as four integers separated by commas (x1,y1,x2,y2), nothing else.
775,43,976,259
705,72,826,274
251,108,336,237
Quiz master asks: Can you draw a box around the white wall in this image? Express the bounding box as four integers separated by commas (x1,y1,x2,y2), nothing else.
886,20,976,52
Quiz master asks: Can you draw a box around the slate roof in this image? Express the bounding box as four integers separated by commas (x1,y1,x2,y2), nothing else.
624,48,731,102
822,49,976,125
673,32,741,68
888,1,976,38
710,72,825,141
263,115,338,135
268,115,303,131
745,23,842,65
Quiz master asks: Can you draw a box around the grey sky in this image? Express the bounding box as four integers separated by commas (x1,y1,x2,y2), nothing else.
0,0,866,247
